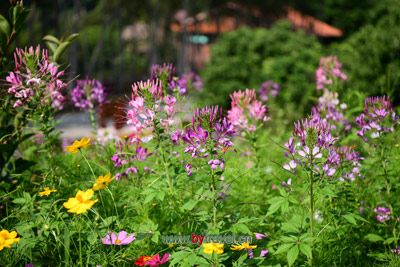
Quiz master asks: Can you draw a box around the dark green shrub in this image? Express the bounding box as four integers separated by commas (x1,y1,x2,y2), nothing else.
201,21,323,114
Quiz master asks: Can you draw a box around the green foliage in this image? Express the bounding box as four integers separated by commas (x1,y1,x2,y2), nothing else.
334,0,400,103
201,21,323,115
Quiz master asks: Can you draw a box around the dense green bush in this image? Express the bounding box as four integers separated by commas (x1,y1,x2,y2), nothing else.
201,21,323,114
334,0,400,104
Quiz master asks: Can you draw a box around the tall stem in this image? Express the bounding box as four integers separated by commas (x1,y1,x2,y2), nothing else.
80,150,96,179
88,107,97,131
154,121,174,194
309,169,314,266
379,143,390,195
211,171,217,229
249,132,259,168
78,218,83,267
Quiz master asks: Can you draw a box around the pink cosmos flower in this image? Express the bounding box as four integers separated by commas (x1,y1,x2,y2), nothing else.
101,231,135,245
255,233,267,240
145,253,170,266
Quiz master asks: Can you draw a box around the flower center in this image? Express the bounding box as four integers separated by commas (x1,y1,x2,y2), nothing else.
115,239,122,244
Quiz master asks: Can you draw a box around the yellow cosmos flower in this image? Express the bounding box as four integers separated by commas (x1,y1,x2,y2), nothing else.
92,173,113,191
203,242,224,255
38,187,57,197
230,242,257,251
0,230,20,251
66,137,91,153
63,189,98,214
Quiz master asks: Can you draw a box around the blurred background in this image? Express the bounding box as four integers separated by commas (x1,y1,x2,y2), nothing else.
1,0,399,122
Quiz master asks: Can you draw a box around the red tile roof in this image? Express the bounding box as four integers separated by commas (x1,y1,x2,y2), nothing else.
170,7,343,38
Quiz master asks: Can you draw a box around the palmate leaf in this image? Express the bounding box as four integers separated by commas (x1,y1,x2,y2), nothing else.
170,249,209,266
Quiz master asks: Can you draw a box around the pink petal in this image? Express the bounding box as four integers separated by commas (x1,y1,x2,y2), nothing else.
101,233,114,245
117,231,127,241
121,234,135,245
160,253,170,263
110,232,117,244
255,233,266,240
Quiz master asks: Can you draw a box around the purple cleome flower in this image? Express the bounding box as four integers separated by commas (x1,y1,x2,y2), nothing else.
6,46,67,110
284,113,362,182
356,96,398,141
374,206,391,223
391,246,400,255
259,80,280,101
71,78,106,110
315,56,347,91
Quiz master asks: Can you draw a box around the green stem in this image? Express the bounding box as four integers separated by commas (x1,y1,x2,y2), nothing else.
249,132,259,168
78,218,83,267
211,171,217,229
379,144,390,195
80,150,96,179
154,121,174,194
88,108,97,131
309,170,314,266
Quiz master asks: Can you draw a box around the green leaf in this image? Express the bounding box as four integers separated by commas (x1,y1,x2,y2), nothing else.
0,15,11,50
143,192,156,204
280,235,297,243
65,33,79,42
236,252,248,265
53,41,71,62
12,197,26,204
182,199,198,211
43,35,60,44
11,5,28,33
384,237,396,245
0,14,10,37
343,214,357,225
170,250,192,266
300,243,312,258
282,222,300,233
151,231,160,243
45,42,58,54
274,243,294,254
230,223,252,235
156,191,165,201
365,233,384,242
287,245,299,266
267,197,285,215
100,216,117,228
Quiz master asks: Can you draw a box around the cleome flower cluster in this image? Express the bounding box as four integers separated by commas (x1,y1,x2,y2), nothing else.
6,46,67,109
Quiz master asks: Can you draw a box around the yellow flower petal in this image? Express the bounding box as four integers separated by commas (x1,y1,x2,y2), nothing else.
66,138,91,153
0,230,20,250
39,187,57,197
92,173,113,191
63,189,98,214
203,242,224,255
